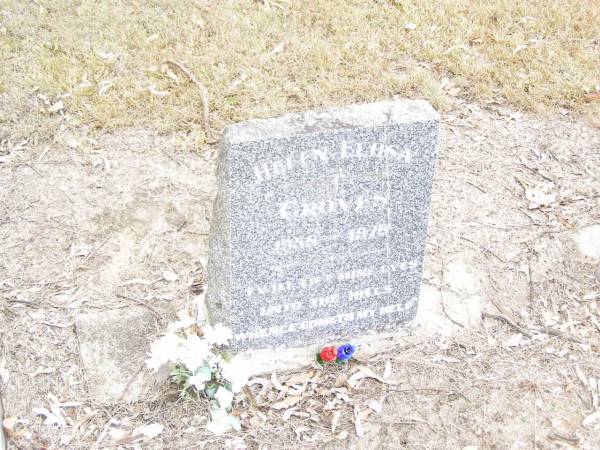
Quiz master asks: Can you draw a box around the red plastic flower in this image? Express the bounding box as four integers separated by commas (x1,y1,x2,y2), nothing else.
319,346,337,363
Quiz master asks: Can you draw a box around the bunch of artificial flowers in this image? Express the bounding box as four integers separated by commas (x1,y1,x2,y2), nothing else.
317,343,356,364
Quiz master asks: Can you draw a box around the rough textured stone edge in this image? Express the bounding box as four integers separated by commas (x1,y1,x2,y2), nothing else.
205,140,232,326
0,391,6,450
222,99,440,144
75,306,170,405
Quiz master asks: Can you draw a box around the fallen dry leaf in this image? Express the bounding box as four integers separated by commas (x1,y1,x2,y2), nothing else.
33,407,65,428
248,377,270,387
3,416,31,439
162,270,179,282
160,64,179,81
285,371,314,385
48,101,64,113
383,359,392,380
334,372,348,388
271,395,302,410
353,406,364,437
294,425,310,439
109,426,132,441
287,386,306,396
583,410,600,427
337,430,349,440
271,42,285,55
585,91,600,103
97,80,114,95
334,388,352,404
149,86,170,97
331,410,341,433
32,367,56,377
134,423,164,439
525,182,556,209
282,407,296,421
366,399,383,414
348,366,393,387
0,360,9,384
271,372,287,392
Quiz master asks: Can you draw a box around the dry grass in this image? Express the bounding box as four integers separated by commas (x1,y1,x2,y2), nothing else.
1,0,599,142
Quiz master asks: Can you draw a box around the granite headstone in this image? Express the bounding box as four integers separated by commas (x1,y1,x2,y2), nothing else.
207,99,439,351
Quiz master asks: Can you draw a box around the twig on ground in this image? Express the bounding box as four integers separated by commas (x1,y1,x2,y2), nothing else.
115,293,163,323
242,386,259,409
29,0,46,12
466,180,486,193
370,418,427,426
161,148,191,169
528,251,535,308
481,311,532,338
260,0,286,10
547,433,579,446
489,296,509,316
483,311,589,345
164,60,218,144
6,299,38,307
39,321,74,328
75,235,111,270
558,193,600,205
0,387,6,450
456,235,505,263
437,246,465,328
117,364,146,403
520,163,556,184
535,327,584,344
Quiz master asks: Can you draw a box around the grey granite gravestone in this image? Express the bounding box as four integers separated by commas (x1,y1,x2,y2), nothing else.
206,99,439,351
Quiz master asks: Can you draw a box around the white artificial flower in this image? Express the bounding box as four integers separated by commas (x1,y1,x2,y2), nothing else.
206,408,241,435
188,369,212,391
179,335,211,372
203,323,233,346
205,351,224,371
168,317,196,332
221,356,251,393
168,309,197,332
215,386,234,409
146,333,186,372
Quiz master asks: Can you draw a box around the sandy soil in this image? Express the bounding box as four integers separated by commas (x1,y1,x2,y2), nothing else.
1,102,599,449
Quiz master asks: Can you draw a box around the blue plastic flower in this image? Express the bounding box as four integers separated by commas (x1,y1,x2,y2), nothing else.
336,343,356,361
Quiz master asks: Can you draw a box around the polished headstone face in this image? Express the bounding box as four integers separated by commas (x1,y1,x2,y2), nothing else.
207,100,439,350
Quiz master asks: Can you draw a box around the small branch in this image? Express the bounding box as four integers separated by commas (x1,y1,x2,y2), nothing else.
0,390,6,450
164,60,217,144
534,327,584,344
6,299,38,307
483,312,589,345
115,293,163,321
39,321,74,328
481,311,532,338
438,247,465,328
30,0,47,12
520,163,555,184
457,235,505,263
527,252,535,308
242,386,259,409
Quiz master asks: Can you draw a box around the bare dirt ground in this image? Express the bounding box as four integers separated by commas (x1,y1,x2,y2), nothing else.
1,100,600,449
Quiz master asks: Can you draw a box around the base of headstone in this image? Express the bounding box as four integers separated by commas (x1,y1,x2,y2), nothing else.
197,290,410,376
197,253,488,375
226,327,412,376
